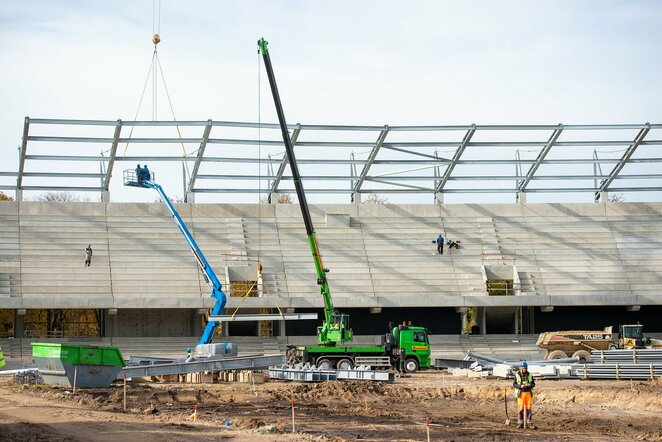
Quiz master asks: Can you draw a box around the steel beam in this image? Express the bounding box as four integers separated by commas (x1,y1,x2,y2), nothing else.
352,126,389,200
595,125,651,201
122,354,285,378
209,313,317,322
268,125,301,202
27,118,662,131
435,126,476,194
517,126,563,193
103,120,122,191
16,117,30,188
186,119,213,196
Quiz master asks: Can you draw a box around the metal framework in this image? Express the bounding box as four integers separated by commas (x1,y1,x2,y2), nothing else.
3,118,662,202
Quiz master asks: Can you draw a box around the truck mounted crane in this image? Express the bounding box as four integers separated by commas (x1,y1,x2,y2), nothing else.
258,38,431,372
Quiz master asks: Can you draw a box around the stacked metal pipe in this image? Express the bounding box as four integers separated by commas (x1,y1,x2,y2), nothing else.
572,362,662,380
590,349,662,364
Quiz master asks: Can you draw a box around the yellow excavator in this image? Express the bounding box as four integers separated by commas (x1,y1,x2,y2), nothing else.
618,324,662,349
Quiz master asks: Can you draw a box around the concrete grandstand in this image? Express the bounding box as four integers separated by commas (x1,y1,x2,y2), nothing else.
1,199,662,359
1,118,661,361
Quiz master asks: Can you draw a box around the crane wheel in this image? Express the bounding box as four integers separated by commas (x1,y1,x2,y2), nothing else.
404,358,419,373
337,358,353,370
316,358,334,370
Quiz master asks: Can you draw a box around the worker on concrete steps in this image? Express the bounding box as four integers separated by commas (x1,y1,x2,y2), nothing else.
513,361,536,429
84,244,93,267
435,234,444,254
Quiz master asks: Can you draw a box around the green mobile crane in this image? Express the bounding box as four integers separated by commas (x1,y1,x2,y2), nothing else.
258,38,431,372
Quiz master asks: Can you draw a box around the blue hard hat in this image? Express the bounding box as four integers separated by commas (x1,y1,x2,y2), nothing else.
520,361,528,367
186,347,191,352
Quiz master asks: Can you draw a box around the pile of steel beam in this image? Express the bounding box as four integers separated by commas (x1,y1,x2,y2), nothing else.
267,365,395,383
572,362,662,380
590,349,662,364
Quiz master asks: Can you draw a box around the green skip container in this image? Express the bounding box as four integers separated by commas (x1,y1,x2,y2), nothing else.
32,342,125,388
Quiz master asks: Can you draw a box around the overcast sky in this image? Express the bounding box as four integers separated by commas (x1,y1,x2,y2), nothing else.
1,1,660,203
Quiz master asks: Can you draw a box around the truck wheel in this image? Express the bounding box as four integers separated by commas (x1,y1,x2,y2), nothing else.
546,350,567,360
404,358,419,373
572,350,591,363
337,358,353,370
316,358,334,370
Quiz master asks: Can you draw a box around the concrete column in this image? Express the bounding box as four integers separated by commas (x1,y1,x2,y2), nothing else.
101,190,110,203
186,191,195,203
479,307,486,335
15,189,23,202
279,320,286,337
105,308,117,337
599,191,608,203
434,192,444,204
353,193,361,204
517,191,527,204
14,309,25,338
194,309,205,337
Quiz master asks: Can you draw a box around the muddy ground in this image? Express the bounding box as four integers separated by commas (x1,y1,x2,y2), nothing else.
0,372,661,441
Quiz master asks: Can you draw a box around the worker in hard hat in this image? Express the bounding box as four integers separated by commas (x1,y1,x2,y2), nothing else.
513,361,536,429
185,347,194,363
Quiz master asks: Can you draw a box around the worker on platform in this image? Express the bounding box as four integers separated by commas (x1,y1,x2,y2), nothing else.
513,361,536,429
143,164,151,181
135,164,143,182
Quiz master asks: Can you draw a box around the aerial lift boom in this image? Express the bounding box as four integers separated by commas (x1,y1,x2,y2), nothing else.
124,170,226,345
258,38,352,346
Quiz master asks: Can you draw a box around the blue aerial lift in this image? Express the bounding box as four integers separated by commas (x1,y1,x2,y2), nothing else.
123,167,225,346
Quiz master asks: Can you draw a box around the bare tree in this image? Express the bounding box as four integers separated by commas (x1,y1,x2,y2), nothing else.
0,192,13,201
33,192,90,202
363,193,389,205
608,193,625,203
259,193,293,204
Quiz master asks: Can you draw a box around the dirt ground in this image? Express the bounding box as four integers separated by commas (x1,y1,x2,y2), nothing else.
1,372,662,441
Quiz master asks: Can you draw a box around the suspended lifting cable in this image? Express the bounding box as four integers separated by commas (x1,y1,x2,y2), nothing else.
122,0,195,179
229,51,285,321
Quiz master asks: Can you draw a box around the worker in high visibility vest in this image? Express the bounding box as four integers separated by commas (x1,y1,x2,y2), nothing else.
0,347,5,368
513,361,536,429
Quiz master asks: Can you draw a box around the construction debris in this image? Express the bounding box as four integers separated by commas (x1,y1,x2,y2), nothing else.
12,369,43,385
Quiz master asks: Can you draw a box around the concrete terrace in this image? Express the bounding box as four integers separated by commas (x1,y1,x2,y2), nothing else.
0,201,661,310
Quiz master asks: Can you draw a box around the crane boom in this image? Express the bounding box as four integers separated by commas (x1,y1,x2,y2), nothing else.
258,38,351,346
124,171,226,345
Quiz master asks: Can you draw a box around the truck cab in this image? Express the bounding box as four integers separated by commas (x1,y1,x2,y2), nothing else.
390,324,431,372
619,324,647,349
